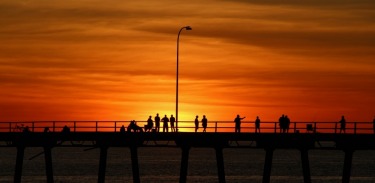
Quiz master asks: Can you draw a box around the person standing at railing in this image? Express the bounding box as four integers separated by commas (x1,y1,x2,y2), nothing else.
170,115,176,132
234,115,245,133
279,114,285,133
145,116,153,132
162,115,169,132
202,115,208,132
155,113,160,132
285,115,291,133
339,116,346,133
195,115,199,132
120,125,126,133
44,127,50,133
255,116,260,133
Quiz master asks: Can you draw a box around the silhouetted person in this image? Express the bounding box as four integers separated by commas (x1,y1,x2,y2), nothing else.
155,113,160,132
255,116,260,133
195,115,199,132
44,127,50,133
339,116,346,133
373,116,375,134
285,115,291,133
170,115,176,132
128,120,143,132
62,125,70,134
279,114,285,133
120,125,126,133
162,115,169,132
234,115,245,133
23,126,30,133
202,115,208,132
145,116,153,132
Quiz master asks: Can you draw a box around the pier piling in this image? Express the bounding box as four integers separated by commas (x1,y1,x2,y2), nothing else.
215,147,226,183
262,148,274,183
179,146,190,183
130,146,140,183
44,146,54,183
14,146,25,183
342,149,354,183
300,149,311,183
98,146,108,183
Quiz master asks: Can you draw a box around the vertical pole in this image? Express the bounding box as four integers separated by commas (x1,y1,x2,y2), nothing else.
215,122,217,133
9,122,11,132
44,146,54,183
354,123,357,134
179,146,190,183
300,149,311,183
274,123,277,133
216,147,226,183
314,122,317,133
32,122,35,132
14,146,25,183
74,121,76,133
176,29,180,133
263,148,274,183
335,123,337,134
53,121,55,132
114,122,117,132
98,146,108,183
130,146,140,183
96,122,98,132
342,149,354,183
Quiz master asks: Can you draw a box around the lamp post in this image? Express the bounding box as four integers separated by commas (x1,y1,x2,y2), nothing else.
176,26,192,132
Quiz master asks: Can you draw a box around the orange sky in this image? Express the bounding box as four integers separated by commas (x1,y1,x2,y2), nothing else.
0,0,375,122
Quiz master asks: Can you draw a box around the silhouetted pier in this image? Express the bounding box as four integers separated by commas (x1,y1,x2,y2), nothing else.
0,121,374,183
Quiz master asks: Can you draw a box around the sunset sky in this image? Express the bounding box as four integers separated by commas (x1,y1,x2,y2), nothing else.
0,0,374,123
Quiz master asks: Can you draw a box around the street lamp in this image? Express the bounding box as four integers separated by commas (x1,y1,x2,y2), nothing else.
176,26,192,132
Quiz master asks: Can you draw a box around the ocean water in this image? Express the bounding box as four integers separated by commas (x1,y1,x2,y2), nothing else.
0,145,374,183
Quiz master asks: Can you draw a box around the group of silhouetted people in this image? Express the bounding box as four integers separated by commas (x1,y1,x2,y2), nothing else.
194,115,208,132
278,114,291,133
38,115,374,134
142,113,177,132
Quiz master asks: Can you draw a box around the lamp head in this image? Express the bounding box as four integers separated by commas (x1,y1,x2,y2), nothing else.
185,26,192,30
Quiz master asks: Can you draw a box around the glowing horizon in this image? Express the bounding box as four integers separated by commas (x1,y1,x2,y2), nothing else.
0,0,374,122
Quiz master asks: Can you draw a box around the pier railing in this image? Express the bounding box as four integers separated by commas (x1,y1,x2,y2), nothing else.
0,121,373,134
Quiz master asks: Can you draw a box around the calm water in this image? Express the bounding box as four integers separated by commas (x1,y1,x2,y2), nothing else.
0,145,374,183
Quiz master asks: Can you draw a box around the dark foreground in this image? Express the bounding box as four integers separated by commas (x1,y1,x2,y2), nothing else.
0,132,374,183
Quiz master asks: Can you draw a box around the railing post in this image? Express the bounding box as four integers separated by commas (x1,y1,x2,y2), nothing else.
74,121,76,133
354,122,357,134
32,122,35,132
215,122,217,133
313,122,317,133
9,122,11,132
335,122,337,134
274,122,277,133
96,121,98,132
294,122,296,133
53,122,55,132
114,122,117,132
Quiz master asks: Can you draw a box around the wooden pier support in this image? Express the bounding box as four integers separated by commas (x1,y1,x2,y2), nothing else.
44,146,54,183
130,146,140,183
215,147,226,183
342,149,354,183
98,146,108,183
262,148,274,183
300,149,311,183
179,146,190,183
14,146,25,183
